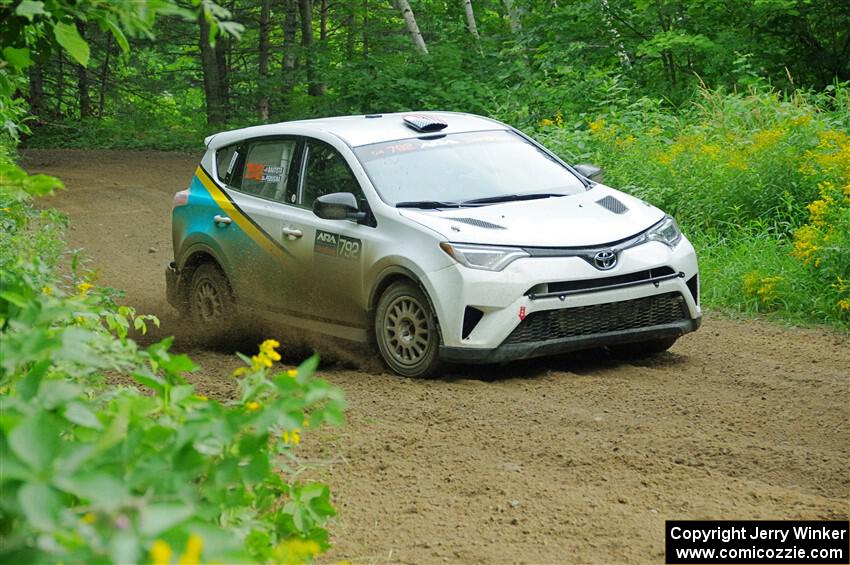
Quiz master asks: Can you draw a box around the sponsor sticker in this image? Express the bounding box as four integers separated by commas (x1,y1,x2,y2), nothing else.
314,230,361,260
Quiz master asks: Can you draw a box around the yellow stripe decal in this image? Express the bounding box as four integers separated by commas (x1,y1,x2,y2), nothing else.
194,166,291,262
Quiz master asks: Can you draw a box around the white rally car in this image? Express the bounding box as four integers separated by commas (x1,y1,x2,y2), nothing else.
166,112,701,377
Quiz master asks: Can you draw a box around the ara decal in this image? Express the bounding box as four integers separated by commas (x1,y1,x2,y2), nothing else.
314,230,361,260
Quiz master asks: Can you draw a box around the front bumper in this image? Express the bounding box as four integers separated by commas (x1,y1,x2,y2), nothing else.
422,238,702,362
441,316,701,363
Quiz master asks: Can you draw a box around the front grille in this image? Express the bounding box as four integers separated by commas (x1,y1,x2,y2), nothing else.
536,266,676,296
505,292,688,344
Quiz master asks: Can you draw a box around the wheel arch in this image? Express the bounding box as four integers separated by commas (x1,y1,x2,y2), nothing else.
367,266,442,345
176,244,229,309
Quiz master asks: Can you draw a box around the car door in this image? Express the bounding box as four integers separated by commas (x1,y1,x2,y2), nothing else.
272,138,373,328
216,137,305,311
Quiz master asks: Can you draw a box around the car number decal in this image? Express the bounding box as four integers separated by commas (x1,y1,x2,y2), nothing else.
314,230,361,260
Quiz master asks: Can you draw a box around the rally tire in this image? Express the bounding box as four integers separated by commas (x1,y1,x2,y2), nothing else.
375,281,442,378
188,262,236,329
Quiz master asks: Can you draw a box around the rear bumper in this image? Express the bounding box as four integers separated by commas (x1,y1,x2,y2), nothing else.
439,316,701,364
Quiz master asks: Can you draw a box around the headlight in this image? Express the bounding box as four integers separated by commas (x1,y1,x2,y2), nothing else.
646,215,682,248
439,242,529,271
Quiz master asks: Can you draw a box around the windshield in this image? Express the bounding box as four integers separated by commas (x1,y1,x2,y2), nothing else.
353,130,587,206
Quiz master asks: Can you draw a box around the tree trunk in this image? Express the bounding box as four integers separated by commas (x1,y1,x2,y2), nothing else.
198,13,227,125
462,0,480,40
283,0,298,94
363,0,370,57
395,0,428,54
258,0,272,120
503,0,522,35
98,33,113,117
77,26,91,119
300,0,325,96
56,53,65,117
344,1,356,58
320,0,328,41
28,66,45,121
600,0,630,68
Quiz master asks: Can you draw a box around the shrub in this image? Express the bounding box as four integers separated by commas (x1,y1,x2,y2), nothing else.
1,155,346,563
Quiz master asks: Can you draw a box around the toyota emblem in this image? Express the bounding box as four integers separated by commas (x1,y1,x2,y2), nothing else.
593,249,617,270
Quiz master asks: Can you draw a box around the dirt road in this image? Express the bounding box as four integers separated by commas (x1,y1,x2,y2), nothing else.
23,149,849,564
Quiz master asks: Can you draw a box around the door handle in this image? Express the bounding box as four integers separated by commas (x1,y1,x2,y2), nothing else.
282,226,303,240
213,214,232,225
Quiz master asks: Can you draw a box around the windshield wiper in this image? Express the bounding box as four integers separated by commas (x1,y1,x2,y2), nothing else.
460,192,566,205
395,200,465,209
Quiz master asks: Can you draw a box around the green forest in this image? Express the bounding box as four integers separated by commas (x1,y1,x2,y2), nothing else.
0,0,849,563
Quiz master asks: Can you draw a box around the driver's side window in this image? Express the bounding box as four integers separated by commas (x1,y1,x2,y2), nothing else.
301,140,362,209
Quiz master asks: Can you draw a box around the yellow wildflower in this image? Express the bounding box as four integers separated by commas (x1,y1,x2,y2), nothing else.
286,369,298,378
77,282,94,296
273,538,320,565
178,534,203,565
751,128,785,151
246,401,261,412
150,540,173,565
232,366,250,377
806,198,831,227
700,144,721,159
792,224,820,264
282,428,301,445
80,512,96,524
588,118,605,135
195,395,208,401
42,285,53,295
539,118,554,127
555,111,563,128
838,299,850,311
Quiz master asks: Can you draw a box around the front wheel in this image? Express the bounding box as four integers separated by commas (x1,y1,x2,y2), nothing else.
374,281,442,378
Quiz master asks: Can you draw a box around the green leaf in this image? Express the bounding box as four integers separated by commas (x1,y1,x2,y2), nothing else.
19,482,60,531
109,531,140,565
140,503,194,537
63,401,102,430
37,380,82,409
19,359,49,401
103,19,130,52
9,410,60,473
54,22,90,67
2,47,32,70
14,1,46,21
131,369,165,394
53,472,129,511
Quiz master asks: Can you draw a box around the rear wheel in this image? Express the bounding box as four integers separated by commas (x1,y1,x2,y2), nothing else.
609,336,677,358
189,263,235,328
375,281,442,378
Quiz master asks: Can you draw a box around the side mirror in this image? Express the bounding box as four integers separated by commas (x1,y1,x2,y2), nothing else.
574,163,604,183
313,192,366,221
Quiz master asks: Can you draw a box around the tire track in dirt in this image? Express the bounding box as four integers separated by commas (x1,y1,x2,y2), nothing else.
23,149,849,564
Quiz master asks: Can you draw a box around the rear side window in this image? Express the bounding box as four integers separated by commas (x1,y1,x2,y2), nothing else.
215,144,241,184
235,140,300,202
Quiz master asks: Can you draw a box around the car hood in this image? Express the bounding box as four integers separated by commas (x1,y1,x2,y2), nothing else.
397,186,666,247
